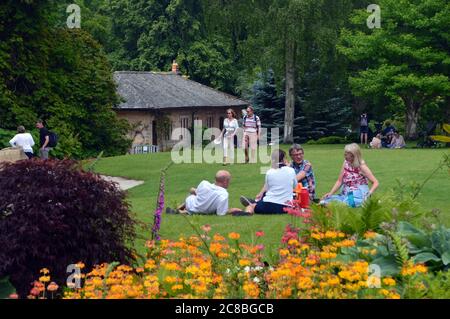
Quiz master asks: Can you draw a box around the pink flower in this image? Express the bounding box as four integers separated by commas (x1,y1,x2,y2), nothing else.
9,293,18,299
281,224,300,244
30,287,40,296
201,224,211,233
256,230,265,237
256,244,265,251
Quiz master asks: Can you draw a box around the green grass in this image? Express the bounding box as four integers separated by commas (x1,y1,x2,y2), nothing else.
93,145,450,260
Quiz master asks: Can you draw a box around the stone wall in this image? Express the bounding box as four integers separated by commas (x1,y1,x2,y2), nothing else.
116,106,241,152
0,147,28,163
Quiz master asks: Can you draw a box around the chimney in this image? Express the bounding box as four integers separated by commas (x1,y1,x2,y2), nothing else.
171,60,179,74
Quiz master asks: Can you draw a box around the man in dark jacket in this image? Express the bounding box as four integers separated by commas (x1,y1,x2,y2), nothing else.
35,119,51,159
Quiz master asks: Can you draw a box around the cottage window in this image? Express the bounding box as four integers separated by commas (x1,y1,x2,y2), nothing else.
207,116,214,128
180,117,189,129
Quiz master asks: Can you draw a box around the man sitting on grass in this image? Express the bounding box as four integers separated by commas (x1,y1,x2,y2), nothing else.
173,170,232,216
289,144,316,201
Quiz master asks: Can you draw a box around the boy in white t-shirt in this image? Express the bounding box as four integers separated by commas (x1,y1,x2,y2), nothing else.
9,126,35,159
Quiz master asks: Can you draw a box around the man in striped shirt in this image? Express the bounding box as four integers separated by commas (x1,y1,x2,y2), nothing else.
242,106,261,163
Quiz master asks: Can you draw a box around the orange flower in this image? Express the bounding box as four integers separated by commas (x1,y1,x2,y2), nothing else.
228,232,240,240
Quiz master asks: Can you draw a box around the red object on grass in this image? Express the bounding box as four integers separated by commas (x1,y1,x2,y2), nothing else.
300,187,310,208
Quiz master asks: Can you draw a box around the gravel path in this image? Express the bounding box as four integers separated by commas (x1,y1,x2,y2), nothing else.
100,175,144,190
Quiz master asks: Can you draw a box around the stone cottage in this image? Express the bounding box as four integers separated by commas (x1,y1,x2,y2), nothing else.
113,64,248,152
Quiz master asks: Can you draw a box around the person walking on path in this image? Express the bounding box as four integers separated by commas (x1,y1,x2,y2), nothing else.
9,126,35,159
36,120,52,159
219,109,239,165
242,106,261,163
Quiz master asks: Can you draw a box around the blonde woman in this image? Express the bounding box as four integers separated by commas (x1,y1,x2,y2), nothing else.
220,109,239,165
320,143,379,207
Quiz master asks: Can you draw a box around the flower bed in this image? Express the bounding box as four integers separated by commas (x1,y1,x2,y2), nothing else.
26,225,430,299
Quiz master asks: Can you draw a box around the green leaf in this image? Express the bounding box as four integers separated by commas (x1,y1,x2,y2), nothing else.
431,227,450,255
413,252,441,264
0,277,15,298
371,256,400,276
397,221,431,249
441,252,450,266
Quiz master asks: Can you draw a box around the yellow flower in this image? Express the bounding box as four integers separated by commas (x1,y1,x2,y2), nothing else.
320,252,337,259
327,276,340,286
305,258,317,266
239,259,251,267
217,252,229,259
243,282,259,298
164,276,178,284
162,262,180,271
325,231,337,239
228,232,240,240
301,244,309,251
297,277,313,290
364,231,377,239
144,260,156,270
288,239,300,246
401,263,428,276
40,268,50,275
382,277,396,286
39,276,50,283
171,284,184,291
279,249,290,257
311,232,323,240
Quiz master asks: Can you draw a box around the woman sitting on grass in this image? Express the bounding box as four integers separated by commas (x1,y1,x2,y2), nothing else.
320,143,379,207
243,149,298,215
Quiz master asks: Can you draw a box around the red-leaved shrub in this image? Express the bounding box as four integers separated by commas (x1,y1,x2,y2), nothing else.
0,159,136,297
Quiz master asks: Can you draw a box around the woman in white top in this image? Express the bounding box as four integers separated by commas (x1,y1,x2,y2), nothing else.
220,109,239,165
9,126,35,159
245,149,297,214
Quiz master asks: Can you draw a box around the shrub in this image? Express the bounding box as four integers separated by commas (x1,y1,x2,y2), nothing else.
0,128,16,149
306,136,348,145
0,159,136,297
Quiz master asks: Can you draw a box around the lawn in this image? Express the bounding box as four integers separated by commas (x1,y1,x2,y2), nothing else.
92,144,450,260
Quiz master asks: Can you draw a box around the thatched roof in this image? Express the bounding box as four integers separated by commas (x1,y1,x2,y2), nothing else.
114,71,248,110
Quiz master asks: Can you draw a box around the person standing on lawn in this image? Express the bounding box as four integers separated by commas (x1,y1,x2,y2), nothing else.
9,126,35,159
219,109,239,165
36,120,51,159
360,113,369,145
242,106,261,163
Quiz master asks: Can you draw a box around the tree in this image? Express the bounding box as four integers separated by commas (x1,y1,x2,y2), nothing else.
250,69,285,133
338,0,450,139
0,0,131,158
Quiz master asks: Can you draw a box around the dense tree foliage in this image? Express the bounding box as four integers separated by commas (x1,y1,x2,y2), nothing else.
338,0,450,139
1,0,448,149
0,0,130,158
